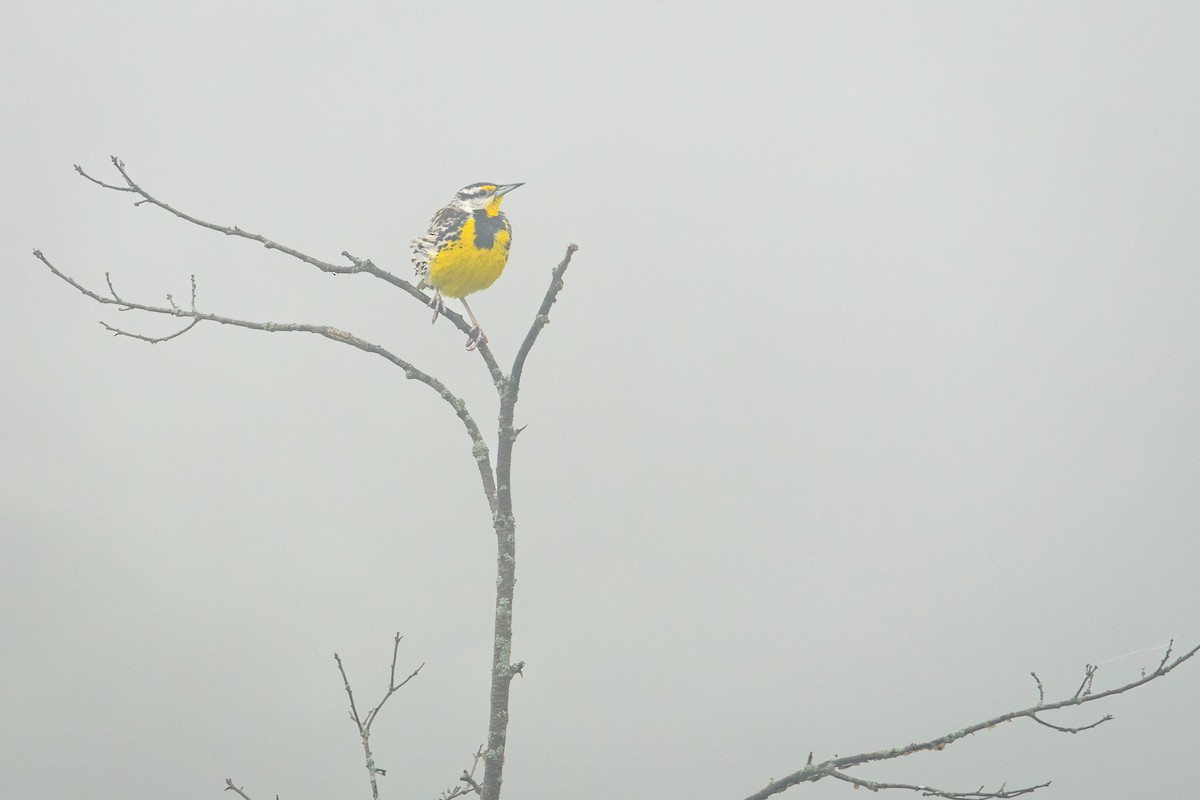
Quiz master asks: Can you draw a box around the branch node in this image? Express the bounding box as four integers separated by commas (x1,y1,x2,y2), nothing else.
223,778,253,800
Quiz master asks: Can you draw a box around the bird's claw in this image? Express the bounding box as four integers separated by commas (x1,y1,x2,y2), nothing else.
428,292,444,324
465,327,488,352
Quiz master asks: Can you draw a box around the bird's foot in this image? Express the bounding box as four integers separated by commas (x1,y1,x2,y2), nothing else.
465,326,488,352
428,292,444,324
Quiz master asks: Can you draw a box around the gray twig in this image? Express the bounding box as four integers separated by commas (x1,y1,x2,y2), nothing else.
824,768,1050,799
1029,713,1112,734
335,636,425,800
436,746,486,800
101,318,201,343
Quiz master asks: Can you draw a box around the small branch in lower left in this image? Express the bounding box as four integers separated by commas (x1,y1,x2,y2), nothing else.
335,634,425,800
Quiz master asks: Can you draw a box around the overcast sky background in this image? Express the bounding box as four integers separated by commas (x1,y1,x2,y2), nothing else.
3,3,1198,799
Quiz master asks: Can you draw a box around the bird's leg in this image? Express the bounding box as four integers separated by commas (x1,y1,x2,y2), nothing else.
459,297,488,351
428,290,445,324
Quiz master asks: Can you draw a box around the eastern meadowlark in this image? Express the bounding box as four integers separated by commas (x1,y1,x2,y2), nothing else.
412,181,523,350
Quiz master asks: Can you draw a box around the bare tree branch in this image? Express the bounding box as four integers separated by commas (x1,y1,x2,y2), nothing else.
743,640,1200,800
1073,664,1097,699
363,633,426,731
75,157,505,388
32,249,499,514
77,158,380,278
1028,713,1112,734
509,244,579,392
825,769,1050,799
335,636,426,800
101,317,201,343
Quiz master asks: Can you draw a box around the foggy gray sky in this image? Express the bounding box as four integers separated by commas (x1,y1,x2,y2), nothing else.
3,3,1198,799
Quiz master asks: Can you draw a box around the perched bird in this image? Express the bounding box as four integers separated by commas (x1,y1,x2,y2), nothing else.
412,181,523,350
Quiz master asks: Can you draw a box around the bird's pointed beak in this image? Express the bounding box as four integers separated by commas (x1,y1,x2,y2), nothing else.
495,183,524,196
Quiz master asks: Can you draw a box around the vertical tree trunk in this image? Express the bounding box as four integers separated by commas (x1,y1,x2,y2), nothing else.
480,392,521,800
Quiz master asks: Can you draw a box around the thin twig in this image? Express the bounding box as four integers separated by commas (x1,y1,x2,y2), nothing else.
334,653,365,729
1029,713,1112,734
104,272,122,302
509,244,579,395
1073,665,1097,699
334,651,382,799
100,318,201,343
78,158,381,279
437,746,486,800
824,769,1050,799
1157,640,1175,672
363,634,426,730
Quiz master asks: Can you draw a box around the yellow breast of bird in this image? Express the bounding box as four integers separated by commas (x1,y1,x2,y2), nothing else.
427,211,513,299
